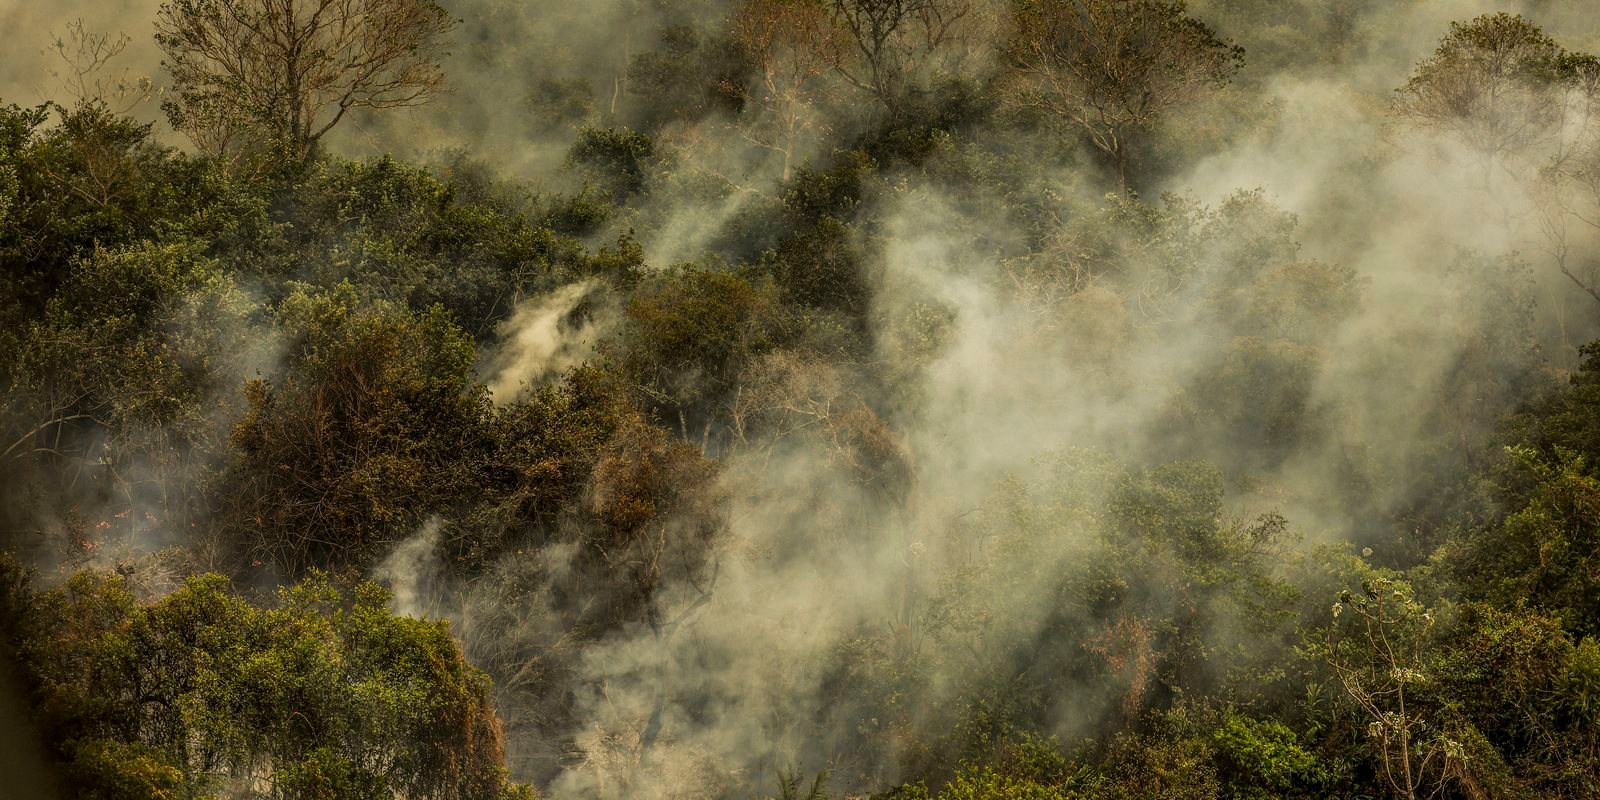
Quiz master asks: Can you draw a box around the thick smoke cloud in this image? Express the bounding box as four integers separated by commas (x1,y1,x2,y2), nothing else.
499,1,1600,795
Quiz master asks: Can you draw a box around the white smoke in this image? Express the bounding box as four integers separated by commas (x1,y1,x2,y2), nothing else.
484,281,609,403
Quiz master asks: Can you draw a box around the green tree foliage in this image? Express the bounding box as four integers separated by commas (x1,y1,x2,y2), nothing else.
0,102,253,329
13,242,252,438
1394,13,1568,165
1504,340,1600,468
1209,714,1336,799
237,155,620,336
1440,344,1600,639
1004,0,1245,190
214,284,489,575
0,561,531,799
620,262,793,438
1323,569,1464,800
0,242,256,542
568,126,658,204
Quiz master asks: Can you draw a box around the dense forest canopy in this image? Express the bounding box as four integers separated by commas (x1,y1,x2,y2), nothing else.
2,0,1600,798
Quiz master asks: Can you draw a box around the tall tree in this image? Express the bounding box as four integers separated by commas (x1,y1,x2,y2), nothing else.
1395,14,1600,306
1532,53,1600,307
1394,13,1565,173
154,0,458,162
828,0,979,117
1003,0,1244,191
730,0,844,181
1325,571,1466,800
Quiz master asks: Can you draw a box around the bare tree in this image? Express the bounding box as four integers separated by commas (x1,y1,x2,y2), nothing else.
35,23,160,212
48,20,156,113
827,0,979,118
729,0,845,181
154,0,459,161
1326,575,1467,800
1003,0,1243,192
728,351,913,500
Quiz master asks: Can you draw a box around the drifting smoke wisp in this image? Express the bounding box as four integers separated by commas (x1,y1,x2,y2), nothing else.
485,281,609,403
375,517,444,619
